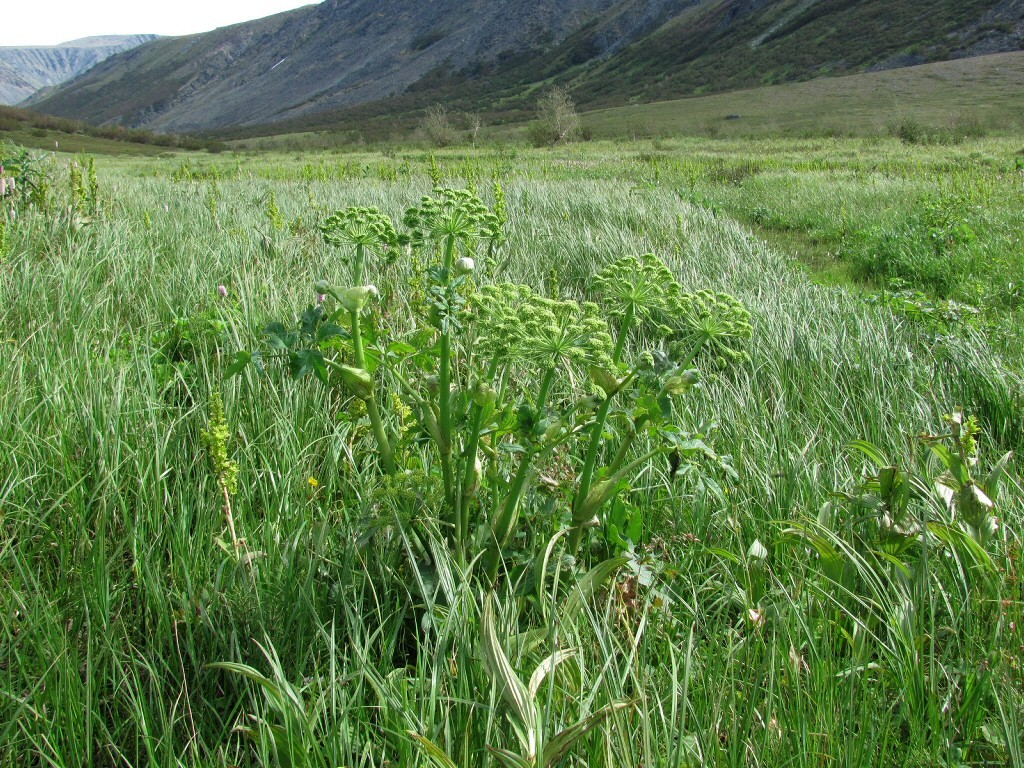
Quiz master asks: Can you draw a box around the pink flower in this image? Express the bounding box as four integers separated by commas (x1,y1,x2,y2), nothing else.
217,285,229,298
317,293,326,304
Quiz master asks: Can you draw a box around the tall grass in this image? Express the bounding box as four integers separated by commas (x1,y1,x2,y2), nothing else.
1,142,1021,766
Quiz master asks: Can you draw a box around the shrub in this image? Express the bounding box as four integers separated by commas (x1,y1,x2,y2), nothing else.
421,104,459,148
528,87,582,147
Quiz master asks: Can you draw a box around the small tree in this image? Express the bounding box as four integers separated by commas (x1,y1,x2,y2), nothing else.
529,86,581,147
422,104,458,148
467,112,483,146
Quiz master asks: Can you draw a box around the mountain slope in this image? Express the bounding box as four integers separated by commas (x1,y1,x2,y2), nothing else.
28,0,631,133
571,0,1024,107
0,35,159,105
29,0,1024,135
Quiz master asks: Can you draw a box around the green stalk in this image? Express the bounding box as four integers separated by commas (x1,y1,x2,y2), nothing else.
608,425,638,476
484,366,557,580
350,292,396,475
571,303,635,550
438,235,457,518
611,302,635,363
353,242,364,285
458,356,500,549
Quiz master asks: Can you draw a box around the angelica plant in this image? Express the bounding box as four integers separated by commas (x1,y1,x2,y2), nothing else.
474,287,614,575
402,189,503,551
235,192,751,578
567,253,751,552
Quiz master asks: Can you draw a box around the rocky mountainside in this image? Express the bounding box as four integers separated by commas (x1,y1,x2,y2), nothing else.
0,35,159,105
27,0,1024,135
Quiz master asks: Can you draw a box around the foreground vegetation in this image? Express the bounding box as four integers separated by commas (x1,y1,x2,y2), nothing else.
1,135,1022,767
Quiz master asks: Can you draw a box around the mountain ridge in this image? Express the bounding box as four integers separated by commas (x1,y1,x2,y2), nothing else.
0,35,159,105
27,0,1024,136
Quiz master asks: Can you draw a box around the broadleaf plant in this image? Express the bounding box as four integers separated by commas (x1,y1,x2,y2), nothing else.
230,192,753,578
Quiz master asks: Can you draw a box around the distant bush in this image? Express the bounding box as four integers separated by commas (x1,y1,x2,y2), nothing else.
528,87,582,147
421,104,459,148
889,114,987,146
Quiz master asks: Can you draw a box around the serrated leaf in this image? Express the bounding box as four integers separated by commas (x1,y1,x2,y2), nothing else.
264,322,292,350
225,350,251,378
387,341,418,357
289,349,325,381
316,323,348,343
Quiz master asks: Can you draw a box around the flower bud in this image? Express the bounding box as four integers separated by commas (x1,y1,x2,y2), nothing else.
473,381,497,407
573,479,617,526
665,369,699,395
589,365,621,396
454,257,475,275
339,285,378,313
314,279,332,296
338,366,373,399
542,419,562,442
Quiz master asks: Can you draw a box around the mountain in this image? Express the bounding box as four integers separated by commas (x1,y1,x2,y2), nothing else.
0,35,159,105
27,0,1024,136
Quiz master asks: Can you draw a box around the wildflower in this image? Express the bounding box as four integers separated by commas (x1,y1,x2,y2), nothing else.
218,285,229,298
308,476,320,489
317,293,326,305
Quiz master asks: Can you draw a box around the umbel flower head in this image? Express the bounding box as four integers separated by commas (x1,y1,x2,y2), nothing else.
320,206,402,252
666,290,753,366
474,284,613,373
403,188,503,248
591,252,681,321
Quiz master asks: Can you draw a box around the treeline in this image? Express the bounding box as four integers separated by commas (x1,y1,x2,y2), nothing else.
0,105,226,152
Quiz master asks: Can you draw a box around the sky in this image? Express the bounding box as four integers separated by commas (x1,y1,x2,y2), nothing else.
0,1,318,47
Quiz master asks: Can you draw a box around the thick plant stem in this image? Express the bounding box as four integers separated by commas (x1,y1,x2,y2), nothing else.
438,234,457,517
611,302,635,364
351,304,396,475
458,356,500,552
608,425,638,476
571,303,635,551
484,366,557,580
353,243,365,285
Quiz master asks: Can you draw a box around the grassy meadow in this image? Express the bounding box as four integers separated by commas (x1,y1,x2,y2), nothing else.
1,135,1023,767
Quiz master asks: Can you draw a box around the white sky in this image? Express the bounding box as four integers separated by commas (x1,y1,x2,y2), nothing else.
0,1,318,47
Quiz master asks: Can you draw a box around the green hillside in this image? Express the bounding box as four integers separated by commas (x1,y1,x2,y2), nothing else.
0,104,223,154
582,51,1024,139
